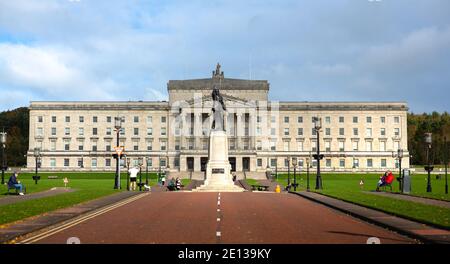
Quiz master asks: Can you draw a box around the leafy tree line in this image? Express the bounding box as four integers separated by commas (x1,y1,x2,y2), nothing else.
0,107,449,167
0,107,29,167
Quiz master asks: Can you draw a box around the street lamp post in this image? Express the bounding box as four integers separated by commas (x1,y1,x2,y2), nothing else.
392,149,404,192
145,157,149,186
114,117,123,189
313,117,323,190
287,157,291,187
126,156,130,191
292,157,298,191
424,133,433,193
306,156,310,192
138,157,143,191
1,131,6,185
33,148,41,184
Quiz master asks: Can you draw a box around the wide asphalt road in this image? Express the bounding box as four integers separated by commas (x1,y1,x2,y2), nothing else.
24,192,416,244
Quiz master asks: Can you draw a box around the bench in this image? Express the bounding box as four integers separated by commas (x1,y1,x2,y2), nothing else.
251,185,269,191
48,176,59,179
6,184,26,195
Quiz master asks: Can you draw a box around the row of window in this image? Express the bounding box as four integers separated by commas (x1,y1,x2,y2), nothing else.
49,157,171,168
261,157,398,168
279,127,400,137
37,115,167,124
279,116,400,124
260,140,401,152
36,127,167,137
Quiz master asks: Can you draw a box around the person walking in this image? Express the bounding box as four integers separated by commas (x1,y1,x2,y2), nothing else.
128,166,140,191
161,174,166,186
176,177,181,191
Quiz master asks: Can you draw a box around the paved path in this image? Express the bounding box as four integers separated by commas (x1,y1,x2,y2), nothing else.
365,191,450,209
0,187,76,206
0,191,143,243
296,191,450,244
18,192,416,244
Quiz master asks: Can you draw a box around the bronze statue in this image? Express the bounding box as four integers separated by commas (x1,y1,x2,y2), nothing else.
211,85,226,131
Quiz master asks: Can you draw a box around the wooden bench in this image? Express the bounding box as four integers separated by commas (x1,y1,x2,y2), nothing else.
48,176,59,179
251,185,269,191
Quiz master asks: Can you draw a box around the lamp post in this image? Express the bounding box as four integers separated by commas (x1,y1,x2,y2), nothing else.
145,157,149,186
292,157,298,191
392,149,404,192
33,147,41,184
287,157,291,187
424,133,433,193
138,157,143,191
306,155,310,192
1,130,6,185
126,156,130,191
313,117,323,189
113,116,123,189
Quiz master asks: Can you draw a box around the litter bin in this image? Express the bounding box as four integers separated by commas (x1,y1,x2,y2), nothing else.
402,169,411,194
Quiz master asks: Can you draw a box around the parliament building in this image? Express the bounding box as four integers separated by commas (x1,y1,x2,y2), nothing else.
27,64,409,179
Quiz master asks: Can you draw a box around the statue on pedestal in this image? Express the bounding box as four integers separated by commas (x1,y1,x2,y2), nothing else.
211,85,226,131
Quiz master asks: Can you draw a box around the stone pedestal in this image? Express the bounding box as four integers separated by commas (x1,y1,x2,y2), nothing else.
193,130,244,192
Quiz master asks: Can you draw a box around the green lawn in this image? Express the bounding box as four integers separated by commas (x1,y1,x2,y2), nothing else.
0,172,161,226
273,173,450,228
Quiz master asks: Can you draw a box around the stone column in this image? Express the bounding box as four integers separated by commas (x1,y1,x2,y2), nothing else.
236,112,242,150
195,112,202,149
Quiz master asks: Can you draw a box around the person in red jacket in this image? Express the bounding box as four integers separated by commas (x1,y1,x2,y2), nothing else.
376,171,394,191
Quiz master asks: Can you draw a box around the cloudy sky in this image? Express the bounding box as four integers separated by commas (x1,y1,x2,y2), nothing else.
0,0,449,113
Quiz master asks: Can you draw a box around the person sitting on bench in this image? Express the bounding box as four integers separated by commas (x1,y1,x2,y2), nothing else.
376,170,394,191
8,171,25,195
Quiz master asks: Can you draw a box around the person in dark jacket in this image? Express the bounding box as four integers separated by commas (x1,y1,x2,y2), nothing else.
8,172,25,195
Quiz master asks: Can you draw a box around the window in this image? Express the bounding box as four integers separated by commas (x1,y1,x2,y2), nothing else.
271,128,276,136
271,116,276,123
105,159,111,167
381,159,387,167
312,128,316,136
325,128,331,136
325,116,331,124
366,116,372,123
161,127,167,136
78,143,84,151
257,116,262,122
297,116,303,123
107,116,112,123
161,116,166,123
353,159,359,168
352,141,359,151
339,116,344,123
394,116,400,124
367,159,373,168
353,128,358,136
64,140,70,150
380,116,386,123
134,116,139,123
297,141,304,151
257,159,262,167
284,128,289,136
271,158,277,167
339,141,345,151
64,159,70,167
380,128,386,136
339,128,345,136
92,144,97,152
38,116,43,122
52,116,56,123
147,128,153,136
93,116,98,123
353,117,358,123
50,140,56,151
147,158,153,167
284,158,289,167
297,128,303,136
380,141,386,151
78,158,83,168
366,128,372,137
147,116,152,123
256,127,262,136
79,116,84,123
160,141,167,151
284,116,289,123
325,141,331,152
120,128,125,136
51,127,56,136
91,158,97,168
311,140,317,152
106,143,111,152
92,128,98,136
65,116,70,122
147,141,153,151
50,158,56,168
365,141,372,151
134,128,139,136
106,128,112,136
283,141,289,151
339,159,345,168
133,142,139,151
394,128,400,136
270,140,276,151
36,127,43,136
326,159,331,168
65,127,70,136
78,128,84,136
256,141,262,151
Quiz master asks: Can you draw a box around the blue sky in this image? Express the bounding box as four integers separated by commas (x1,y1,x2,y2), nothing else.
0,0,449,113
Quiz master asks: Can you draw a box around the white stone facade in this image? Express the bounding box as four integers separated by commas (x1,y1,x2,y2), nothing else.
27,67,409,176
